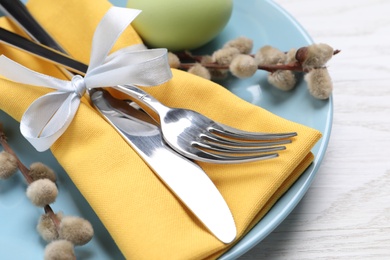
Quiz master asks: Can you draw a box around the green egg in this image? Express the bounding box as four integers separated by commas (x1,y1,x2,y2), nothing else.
127,0,233,51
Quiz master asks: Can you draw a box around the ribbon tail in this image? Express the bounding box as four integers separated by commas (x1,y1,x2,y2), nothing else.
0,55,73,91
20,92,80,151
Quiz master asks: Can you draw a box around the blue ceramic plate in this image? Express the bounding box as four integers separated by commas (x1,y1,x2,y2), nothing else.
1,0,332,259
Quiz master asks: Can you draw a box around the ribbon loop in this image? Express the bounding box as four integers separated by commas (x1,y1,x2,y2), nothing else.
0,7,172,151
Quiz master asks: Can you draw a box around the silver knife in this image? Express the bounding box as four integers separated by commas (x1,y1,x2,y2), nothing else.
0,0,236,243
90,88,236,243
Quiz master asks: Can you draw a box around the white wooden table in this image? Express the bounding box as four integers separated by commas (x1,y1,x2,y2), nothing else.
240,0,390,259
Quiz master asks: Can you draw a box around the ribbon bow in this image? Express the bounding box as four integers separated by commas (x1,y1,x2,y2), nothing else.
0,7,172,151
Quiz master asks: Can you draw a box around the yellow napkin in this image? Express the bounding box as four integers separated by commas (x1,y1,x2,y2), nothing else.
0,0,322,259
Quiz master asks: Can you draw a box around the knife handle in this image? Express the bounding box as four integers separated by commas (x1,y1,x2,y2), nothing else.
0,0,66,52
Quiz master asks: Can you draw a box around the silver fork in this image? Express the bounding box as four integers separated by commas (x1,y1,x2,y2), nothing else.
114,84,297,163
0,1,297,164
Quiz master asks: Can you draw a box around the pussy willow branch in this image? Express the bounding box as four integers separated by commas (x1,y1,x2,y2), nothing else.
179,61,308,73
175,49,341,73
0,123,61,228
173,51,204,63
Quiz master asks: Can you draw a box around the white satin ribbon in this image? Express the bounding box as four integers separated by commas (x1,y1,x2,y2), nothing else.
0,7,172,152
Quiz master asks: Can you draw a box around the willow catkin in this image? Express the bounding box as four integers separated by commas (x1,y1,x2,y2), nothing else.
26,179,58,207
229,54,258,78
223,36,253,54
268,70,297,91
167,52,180,69
255,45,286,65
37,212,63,242
44,240,75,260
212,47,240,65
305,67,333,99
298,43,334,70
187,63,211,80
59,216,94,246
0,151,18,179
29,162,56,182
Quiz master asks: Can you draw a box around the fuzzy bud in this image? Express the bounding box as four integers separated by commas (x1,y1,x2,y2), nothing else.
200,55,213,65
44,240,75,260
268,70,297,91
37,212,63,242
0,151,18,179
59,216,94,246
187,63,211,80
305,68,333,99
296,43,334,69
167,52,180,69
211,47,240,65
29,162,56,183
255,45,286,65
229,54,258,78
223,36,253,54
26,179,58,207
285,48,298,64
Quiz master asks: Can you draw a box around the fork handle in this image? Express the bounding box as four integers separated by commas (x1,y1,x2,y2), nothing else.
114,84,171,117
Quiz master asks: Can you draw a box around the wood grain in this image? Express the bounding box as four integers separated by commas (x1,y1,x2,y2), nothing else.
239,0,390,259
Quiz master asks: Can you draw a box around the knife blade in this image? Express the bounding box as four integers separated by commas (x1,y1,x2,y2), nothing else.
0,0,236,243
